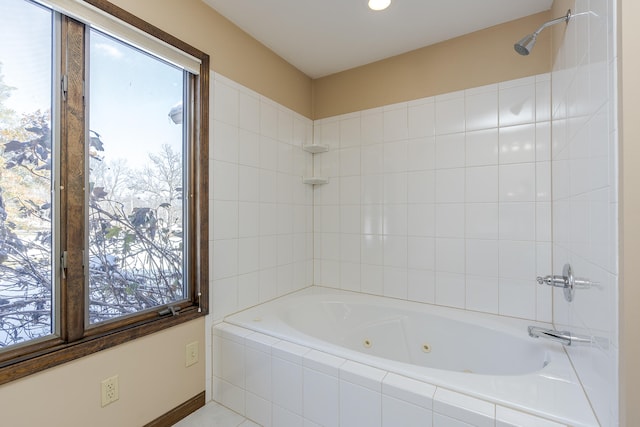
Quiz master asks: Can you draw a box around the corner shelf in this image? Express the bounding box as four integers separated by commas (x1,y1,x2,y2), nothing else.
302,177,329,185
302,140,329,185
302,144,329,154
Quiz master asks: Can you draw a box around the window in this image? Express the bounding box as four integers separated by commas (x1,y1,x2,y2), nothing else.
87,29,188,324
0,0,54,349
0,0,208,383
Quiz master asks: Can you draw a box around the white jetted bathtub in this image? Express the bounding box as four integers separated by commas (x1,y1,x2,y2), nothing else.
213,287,598,426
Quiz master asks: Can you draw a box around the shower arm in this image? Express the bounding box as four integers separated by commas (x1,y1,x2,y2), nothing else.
531,10,572,37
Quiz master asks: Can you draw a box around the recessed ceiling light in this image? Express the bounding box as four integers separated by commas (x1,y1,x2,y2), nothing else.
368,0,391,11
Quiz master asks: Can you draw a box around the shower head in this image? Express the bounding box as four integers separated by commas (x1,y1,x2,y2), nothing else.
514,33,537,56
514,9,572,56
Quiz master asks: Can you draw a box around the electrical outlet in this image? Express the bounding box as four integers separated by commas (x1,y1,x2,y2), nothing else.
185,341,199,367
101,375,119,407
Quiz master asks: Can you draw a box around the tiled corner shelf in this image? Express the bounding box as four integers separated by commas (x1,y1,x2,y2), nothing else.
302,143,329,185
302,177,329,185
302,143,329,154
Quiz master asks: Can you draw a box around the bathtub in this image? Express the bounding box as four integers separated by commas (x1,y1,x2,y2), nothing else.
213,286,598,426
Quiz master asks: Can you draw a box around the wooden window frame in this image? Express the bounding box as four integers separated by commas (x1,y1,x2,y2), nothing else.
0,0,209,385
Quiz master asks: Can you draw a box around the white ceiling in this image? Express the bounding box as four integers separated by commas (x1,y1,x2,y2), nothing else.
202,0,553,79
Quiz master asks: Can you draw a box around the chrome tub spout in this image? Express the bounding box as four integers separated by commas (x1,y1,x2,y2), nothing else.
527,326,593,346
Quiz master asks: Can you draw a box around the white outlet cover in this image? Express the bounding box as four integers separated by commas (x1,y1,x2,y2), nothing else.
186,341,199,367
101,375,119,407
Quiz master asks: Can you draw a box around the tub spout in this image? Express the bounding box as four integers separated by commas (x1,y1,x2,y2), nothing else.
527,326,593,346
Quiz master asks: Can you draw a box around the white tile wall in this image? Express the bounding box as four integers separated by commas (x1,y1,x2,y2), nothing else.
551,1,618,425
314,74,552,322
208,72,315,400
213,323,567,427
210,73,314,323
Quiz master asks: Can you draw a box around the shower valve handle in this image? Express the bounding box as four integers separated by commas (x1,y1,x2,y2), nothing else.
536,275,567,287
536,263,594,302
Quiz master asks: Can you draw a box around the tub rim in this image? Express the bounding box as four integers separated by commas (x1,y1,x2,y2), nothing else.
221,285,599,427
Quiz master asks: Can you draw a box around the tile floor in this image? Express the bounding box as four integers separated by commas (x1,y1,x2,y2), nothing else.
173,402,256,427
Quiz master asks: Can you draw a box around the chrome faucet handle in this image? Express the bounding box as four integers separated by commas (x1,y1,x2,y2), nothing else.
536,263,596,302
536,275,568,287
573,277,600,290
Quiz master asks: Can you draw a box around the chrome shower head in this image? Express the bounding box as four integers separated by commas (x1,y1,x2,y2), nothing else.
514,33,537,56
514,9,572,56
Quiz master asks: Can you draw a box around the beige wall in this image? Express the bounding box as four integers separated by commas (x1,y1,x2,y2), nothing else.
108,0,313,118
619,0,640,425
0,319,204,426
311,11,553,119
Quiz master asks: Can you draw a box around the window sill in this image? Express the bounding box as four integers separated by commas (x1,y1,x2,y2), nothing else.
0,305,206,386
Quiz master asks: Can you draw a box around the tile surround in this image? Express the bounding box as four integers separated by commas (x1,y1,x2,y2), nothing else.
314,73,552,322
207,73,315,404
210,73,314,323
551,0,618,425
213,324,568,427
209,69,558,416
